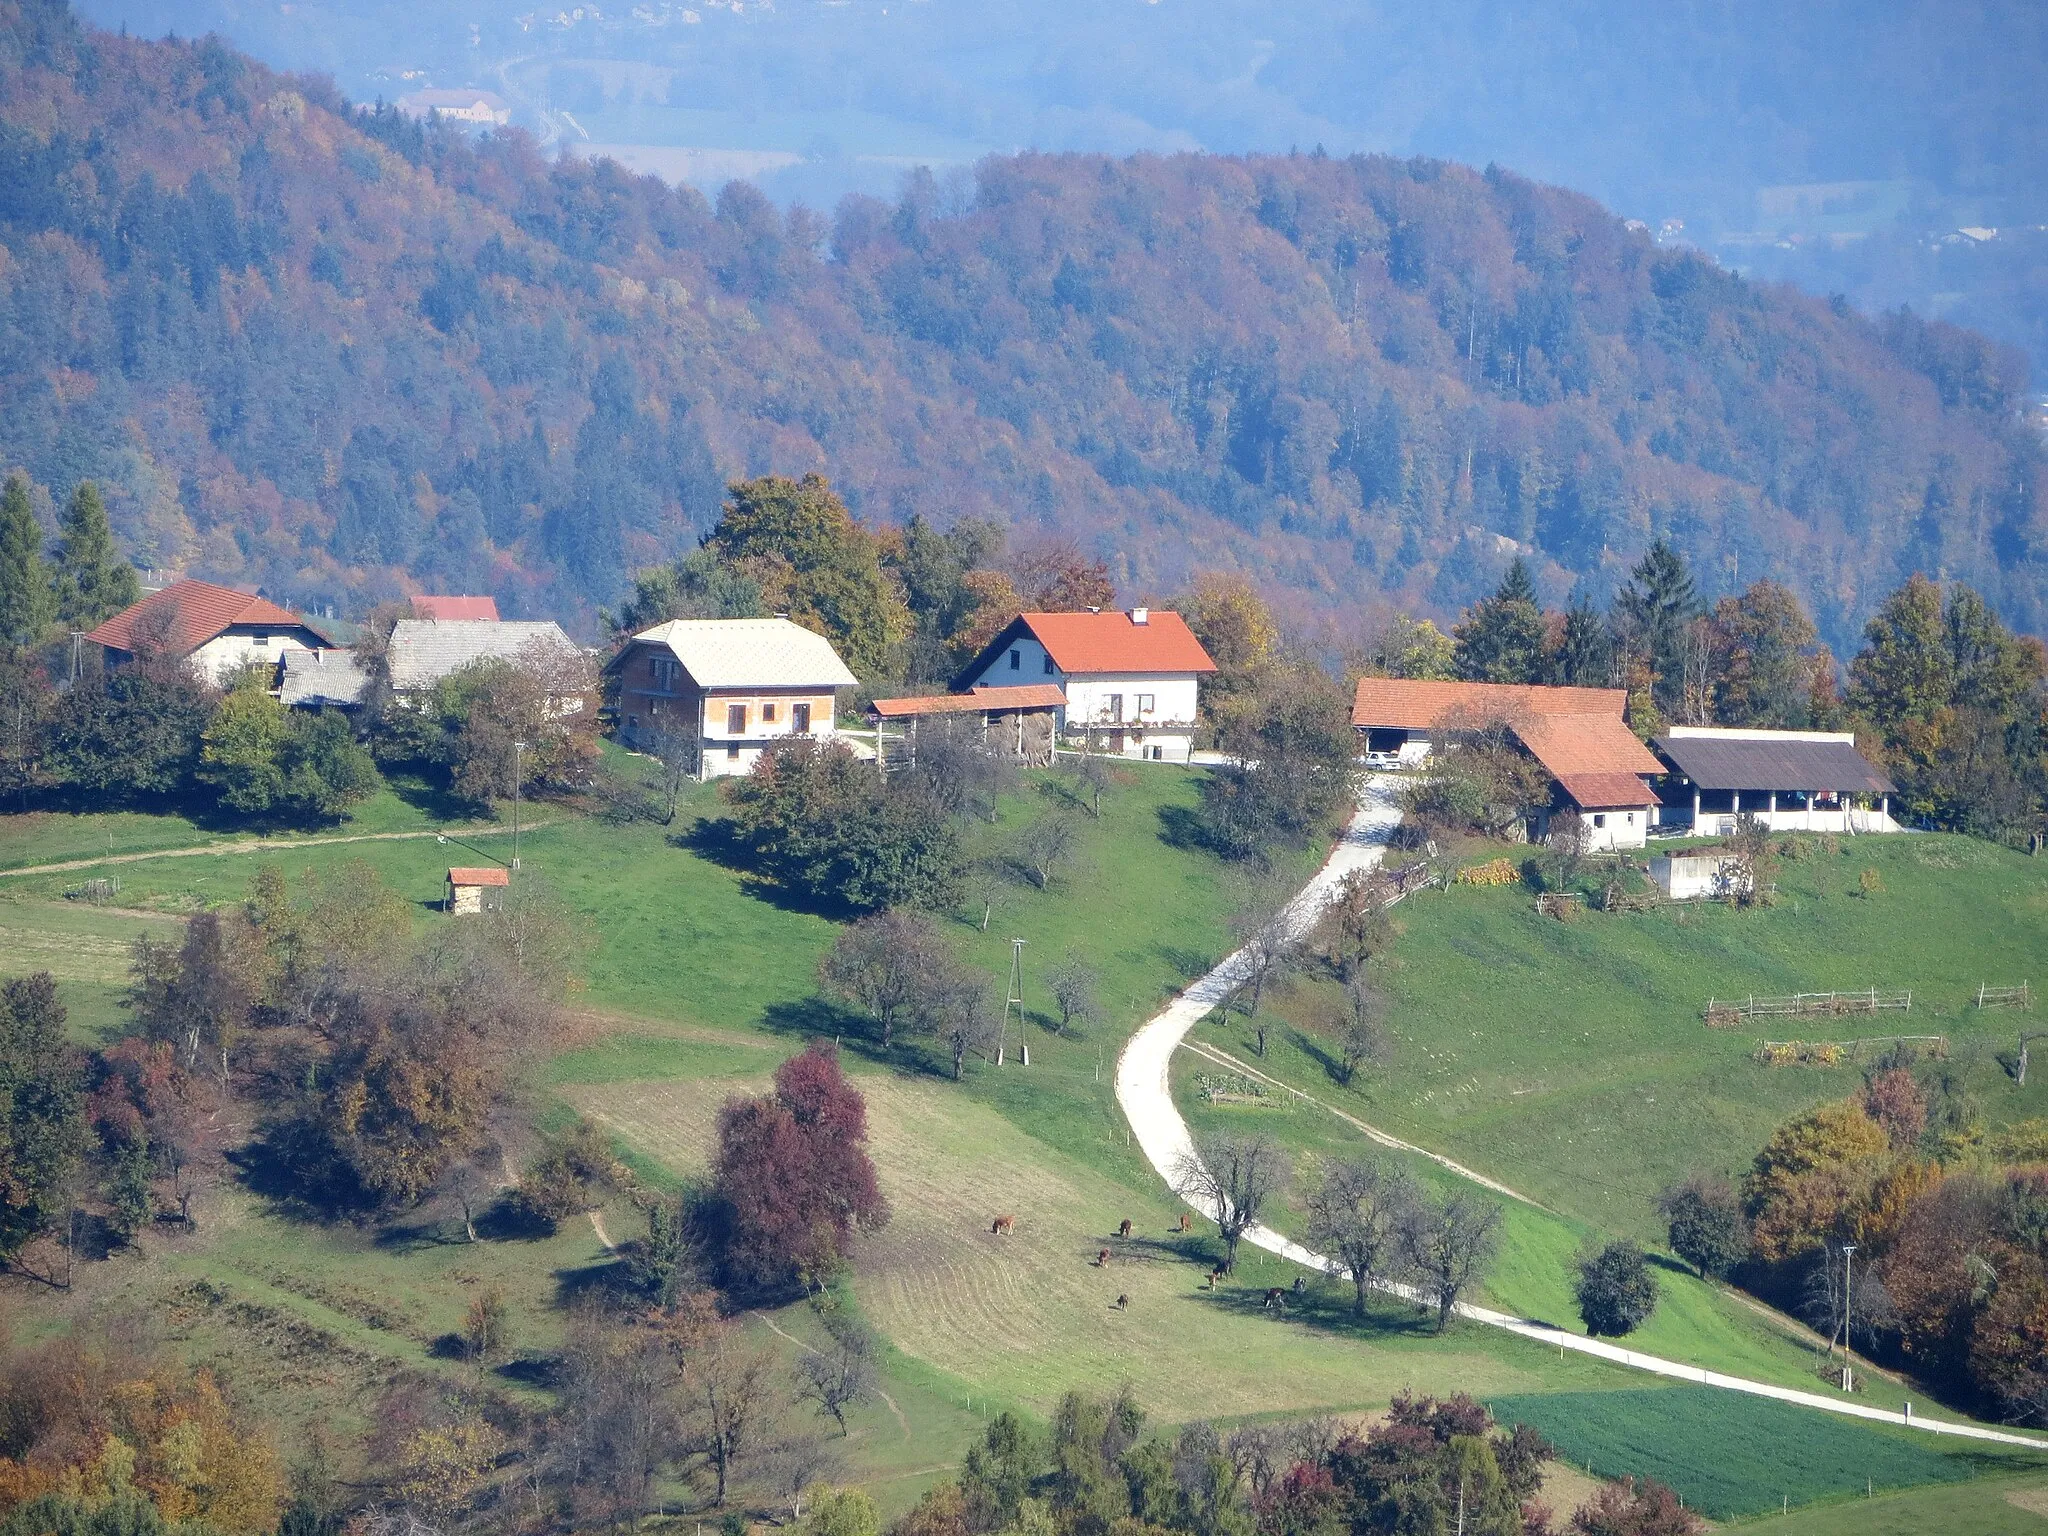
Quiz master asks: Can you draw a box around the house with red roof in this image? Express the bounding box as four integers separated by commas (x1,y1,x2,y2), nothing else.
954,608,1217,762
85,579,332,686
411,594,501,622
1351,676,1662,850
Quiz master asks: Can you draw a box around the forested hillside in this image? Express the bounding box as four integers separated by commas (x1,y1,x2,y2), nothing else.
1,0,2043,644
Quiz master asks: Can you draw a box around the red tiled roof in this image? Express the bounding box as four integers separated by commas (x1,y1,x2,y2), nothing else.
447,867,510,887
413,594,500,621
1554,772,1658,810
1512,712,1664,780
1351,677,1628,730
1011,611,1217,675
85,579,308,657
871,684,1067,719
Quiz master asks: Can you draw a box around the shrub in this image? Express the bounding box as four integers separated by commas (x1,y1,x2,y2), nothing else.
1575,1240,1659,1336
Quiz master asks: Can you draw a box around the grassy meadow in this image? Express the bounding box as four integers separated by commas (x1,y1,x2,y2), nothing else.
8,761,2048,1519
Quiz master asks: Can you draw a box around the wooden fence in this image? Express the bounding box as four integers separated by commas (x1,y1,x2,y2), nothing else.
1703,988,1912,1028
1976,983,2032,1011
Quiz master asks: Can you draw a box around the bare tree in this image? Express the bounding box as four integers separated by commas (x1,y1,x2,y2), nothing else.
1543,808,1593,892
1313,867,1394,981
1064,747,1115,819
1306,1157,1416,1316
1328,972,1389,1087
818,909,949,1048
1016,811,1079,889
908,716,1016,823
1046,951,1100,1036
684,1319,777,1505
645,717,699,824
796,1315,878,1433
1675,616,1720,727
1228,904,1299,1049
1175,1132,1289,1272
555,1318,685,1531
1399,1190,1502,1333
963,858,1007,933
920,967,1002,1080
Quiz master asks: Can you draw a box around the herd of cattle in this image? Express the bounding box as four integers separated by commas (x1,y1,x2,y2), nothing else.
986,1210,1308,1312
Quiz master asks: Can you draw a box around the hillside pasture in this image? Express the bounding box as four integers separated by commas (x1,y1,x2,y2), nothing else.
566,1067,1629,1421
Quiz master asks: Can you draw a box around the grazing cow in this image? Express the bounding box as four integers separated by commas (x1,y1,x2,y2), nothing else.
1118,1218,1133,1239
991,1214,1015,1235
1292,1276,1307,1296
1209,1268,1226,1288
1262,1288,1287,1309
1096,1248,1111,1267
1115,1294,1129,1311
1178,1213,1193,1232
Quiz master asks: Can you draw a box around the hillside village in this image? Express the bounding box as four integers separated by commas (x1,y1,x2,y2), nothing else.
4,455,2048,1536
3,6,2048,1534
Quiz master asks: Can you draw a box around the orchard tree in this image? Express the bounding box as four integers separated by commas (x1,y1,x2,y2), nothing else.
1656,1175,1750,1279
712,1042,888,1291
1306,1156,1415,1315
1175,1131,1288,1272
1575,1240,1659,1336
818,908,950,1048
1399,1190,1502,1332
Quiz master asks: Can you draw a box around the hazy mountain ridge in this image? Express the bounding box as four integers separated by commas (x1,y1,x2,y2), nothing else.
1,0,2043,646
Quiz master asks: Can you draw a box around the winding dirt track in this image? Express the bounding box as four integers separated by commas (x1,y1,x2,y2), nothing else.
1114,776,2048,1452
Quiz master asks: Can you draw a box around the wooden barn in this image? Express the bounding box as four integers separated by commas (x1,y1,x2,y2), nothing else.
868,684,1067,767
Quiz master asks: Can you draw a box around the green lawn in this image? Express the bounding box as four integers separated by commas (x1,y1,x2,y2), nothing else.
1735,1471,2048,1533
1255,831,2048,1237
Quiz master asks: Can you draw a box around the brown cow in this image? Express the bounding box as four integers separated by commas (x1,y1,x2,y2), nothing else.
1262,1288,1287,1309
1178,1213,1193,1232
1096,1248,1111,1267
1115,1294,1129,1311
1118,1218,1133,1239
991,1215,1015,1235
1202,1270,1222,1290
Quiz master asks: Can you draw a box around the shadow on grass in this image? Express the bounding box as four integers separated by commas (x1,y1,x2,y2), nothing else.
227,1135,382,1226
757,996,957,1083
1155,944,1217,982
374,1217,458,1253
1156,803,1212,853
385,772,481,825
553,1255,639,1309
1287,1027,1347,1087
497,1354,562,1390
475,1196,559,1243
673,819,852,919
1190,1281,1444,1340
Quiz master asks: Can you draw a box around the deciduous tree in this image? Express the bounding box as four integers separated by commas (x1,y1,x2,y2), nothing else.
1574,1240,1659,1336
1655,1175,1749,1280
1398,1190,1502,1332
1176,1132,1288,1272
1305,1157,1415,1315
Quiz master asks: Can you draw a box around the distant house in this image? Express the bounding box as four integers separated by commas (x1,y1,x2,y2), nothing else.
868,684,1066,766
607,617,859,779
387,619,583,702
953,608,1217,763
395,89,511,126
278,647,370,711
85,578,330,685
1350,677,1662,850
411,594,501,622
1651,726,1898,834
445,866,509,914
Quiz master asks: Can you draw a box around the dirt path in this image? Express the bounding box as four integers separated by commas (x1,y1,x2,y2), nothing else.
588,1211,615,1251
752,1310,913,1441
1114,775,2048,1453
0,820,550,880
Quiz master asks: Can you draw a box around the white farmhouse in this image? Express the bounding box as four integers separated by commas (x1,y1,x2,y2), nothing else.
954,608,1218,762
606,617,859,779
85,578,332,685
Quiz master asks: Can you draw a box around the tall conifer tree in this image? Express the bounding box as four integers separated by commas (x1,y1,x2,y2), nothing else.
0,474,53,651
52,480,139,628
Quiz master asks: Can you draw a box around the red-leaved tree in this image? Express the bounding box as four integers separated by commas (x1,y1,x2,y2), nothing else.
712,1042,888,1291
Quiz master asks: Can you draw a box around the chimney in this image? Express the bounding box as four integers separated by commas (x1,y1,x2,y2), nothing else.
1130,607,1149,625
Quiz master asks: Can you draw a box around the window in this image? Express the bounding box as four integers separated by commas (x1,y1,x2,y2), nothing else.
1043,655,1055,675
727,703,747,735
1137,693,1154,715
1009,648,1020,671
727,743,741,760
652,656,679,691
762,702,777,723
792,701,812,733
1150,745,1164,761
1108,694,1123,722
250,633,270,645
1593,814,1607,828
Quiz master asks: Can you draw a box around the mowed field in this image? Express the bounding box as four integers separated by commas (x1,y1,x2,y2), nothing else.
566,1068,1630,1421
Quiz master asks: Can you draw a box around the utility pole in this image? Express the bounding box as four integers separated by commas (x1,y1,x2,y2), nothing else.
1841,1242,1857,1391
999,938,1026,1067
511,739,526,871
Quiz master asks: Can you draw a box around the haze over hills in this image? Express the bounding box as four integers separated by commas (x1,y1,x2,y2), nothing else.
1,0,2044,647
71,0,2048,384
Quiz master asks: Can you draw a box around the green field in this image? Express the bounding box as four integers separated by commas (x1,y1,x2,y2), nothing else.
1237,830,2048,1238
1486,1387,2011,1520
1738,1472,2048,1533
9,769,2048,1517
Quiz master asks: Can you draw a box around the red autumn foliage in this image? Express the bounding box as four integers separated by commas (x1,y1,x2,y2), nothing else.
1860,1069,1928,1150
1569,1477,1702,1536
712,1042,888,1290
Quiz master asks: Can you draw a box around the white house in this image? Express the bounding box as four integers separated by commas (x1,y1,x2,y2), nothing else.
1651,726,1900,835
606,617,859,779
85,578,331,685
953,608,1218,762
